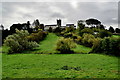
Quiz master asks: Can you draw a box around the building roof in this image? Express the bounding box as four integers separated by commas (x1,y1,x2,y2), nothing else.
45,24,57,26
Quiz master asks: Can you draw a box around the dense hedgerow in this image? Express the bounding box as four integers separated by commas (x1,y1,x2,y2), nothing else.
91,37,120,56
27,31,48,42
98,30,112,38
56,38,76,54
4,29,39,54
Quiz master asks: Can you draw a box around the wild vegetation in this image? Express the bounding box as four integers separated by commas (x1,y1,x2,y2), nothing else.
1,18,120,78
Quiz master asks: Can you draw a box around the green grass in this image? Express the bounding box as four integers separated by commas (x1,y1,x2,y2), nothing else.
73,45,91,53
35,33,91,54
2,33,119,78
2,53,119,78
36,33,60,53
112,35,120,38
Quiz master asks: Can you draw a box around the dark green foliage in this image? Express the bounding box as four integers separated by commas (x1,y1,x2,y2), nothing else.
4,29,39,54
98,30,112,38
91,37,120,56
77,20,85,31
40,24,44,30
86,18,101,26
80,28,94,36
82,33,95,47
109,26,115,33
115,28,120,33
65,26,75,33
48,27,53,32
91,38,102,53
27,31,48,42
99,24,105,30
53,27,62,33
63,32,73,38
56,38,76,54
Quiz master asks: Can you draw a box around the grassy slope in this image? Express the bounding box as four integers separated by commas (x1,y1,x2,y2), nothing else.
22,33,91,54
2,53,119,78
36,33,91,54
36,33,60,53
1,33,119,78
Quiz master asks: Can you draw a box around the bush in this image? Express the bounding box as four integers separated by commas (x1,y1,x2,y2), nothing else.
80,28,94,36
53,27,62,33
63,32,73,38
56,38,76,54
48,27,53,32
65,26,75,33
82,33,95,47
101,37,120,56
91,37,120,56
73,34,82,44
98,30,112,38
27,31,48,42
4,29,39,54
91,38,102,53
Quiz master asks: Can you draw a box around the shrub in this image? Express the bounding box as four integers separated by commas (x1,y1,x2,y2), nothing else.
80,28,94,36
73,35,82,44
91,37,120,56
56,38,76,54
48,27,53,32
82,33,95,47
4,29,39,54
63,32,73,38
91,38,102,53
101,37,120,56
98,30,112,38
65,26,75,33
27,31,48,42
53,27,62,33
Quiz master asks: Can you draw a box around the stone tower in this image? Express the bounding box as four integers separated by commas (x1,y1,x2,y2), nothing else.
57,19,61,27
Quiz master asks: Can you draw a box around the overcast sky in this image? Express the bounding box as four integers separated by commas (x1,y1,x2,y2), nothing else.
0,0,120,29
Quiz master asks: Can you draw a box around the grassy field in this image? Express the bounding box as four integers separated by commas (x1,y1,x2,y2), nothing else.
112,35,120,38
1,33,119,78
2,53,119,78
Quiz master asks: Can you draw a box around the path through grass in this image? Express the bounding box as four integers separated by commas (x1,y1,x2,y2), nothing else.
36,33,91,54
36,33,60,53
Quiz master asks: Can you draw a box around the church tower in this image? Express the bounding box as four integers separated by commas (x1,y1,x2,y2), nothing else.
57,19,61,27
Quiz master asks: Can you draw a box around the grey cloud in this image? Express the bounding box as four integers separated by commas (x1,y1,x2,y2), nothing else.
1,2,119,29
50,12,65,18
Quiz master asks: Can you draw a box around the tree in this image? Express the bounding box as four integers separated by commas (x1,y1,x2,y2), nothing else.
77,20,85,31
0,24,4,30
115,28,120,33
53,27,62,33
40,24,44,30
98,30,112,38
48,27,52,32
109,26,115,33
33,19,40,30
99,24,105,30
86,18,101,27
80,28,94,36
65,26,74,33
4,29,39,53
